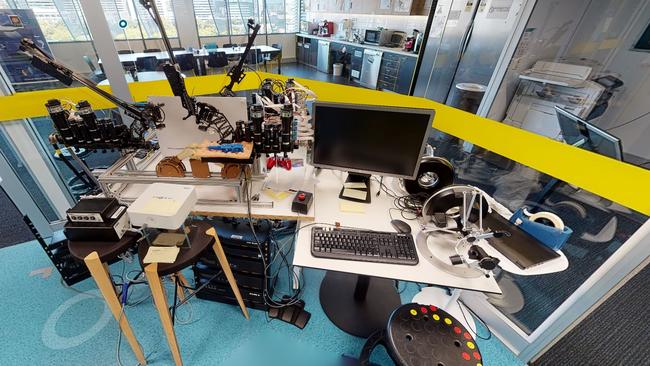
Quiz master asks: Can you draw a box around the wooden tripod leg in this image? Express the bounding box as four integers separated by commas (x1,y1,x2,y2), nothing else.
144,263,183,366
84,252,147,365
205,227,251,320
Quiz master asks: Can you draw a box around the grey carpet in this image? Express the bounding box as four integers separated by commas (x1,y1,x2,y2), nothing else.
532,263,650,366
0,187,34,248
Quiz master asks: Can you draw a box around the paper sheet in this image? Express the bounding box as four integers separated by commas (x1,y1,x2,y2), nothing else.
339,200,367,213
143,246,180,264
343,182,367,189
342,188,368,201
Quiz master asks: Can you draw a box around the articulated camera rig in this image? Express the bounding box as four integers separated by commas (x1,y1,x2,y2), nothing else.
19,38,164,152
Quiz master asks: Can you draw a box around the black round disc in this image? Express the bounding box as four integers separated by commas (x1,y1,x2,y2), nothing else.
403,157,455,197
319,271,401,338
386,303,483,366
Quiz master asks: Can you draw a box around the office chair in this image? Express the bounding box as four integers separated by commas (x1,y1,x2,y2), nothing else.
172,47,185,51
204,42,218,50
135,56,159,72
207,51,229,73
117,49,134,54
265,43,282,72
175,53,195,72
144,48,161,53
82,55,105,82
245,48,264,66
239,43,248,47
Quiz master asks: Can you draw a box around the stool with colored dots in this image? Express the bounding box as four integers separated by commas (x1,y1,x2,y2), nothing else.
357,303,482,366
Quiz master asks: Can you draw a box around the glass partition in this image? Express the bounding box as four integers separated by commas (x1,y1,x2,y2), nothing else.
428,130,647,335
487,0,650,170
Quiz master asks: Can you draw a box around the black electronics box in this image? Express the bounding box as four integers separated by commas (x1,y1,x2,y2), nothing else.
66,197,120,223
291,191,313,215
64,198,129,242
193,218,273,310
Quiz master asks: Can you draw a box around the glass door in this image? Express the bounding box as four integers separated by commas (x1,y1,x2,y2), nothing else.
458,0,650,361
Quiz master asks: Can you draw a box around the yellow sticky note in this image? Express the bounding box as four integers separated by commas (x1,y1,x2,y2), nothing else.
142,197,182,216
262,188,291,201
143,246,180,264
339,200,366,213
342,188,368,200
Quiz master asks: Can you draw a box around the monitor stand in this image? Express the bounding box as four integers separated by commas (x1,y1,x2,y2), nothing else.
338,173,371,203
319,271,401,338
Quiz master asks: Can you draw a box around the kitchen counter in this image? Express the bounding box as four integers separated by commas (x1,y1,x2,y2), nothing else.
297,33,418,58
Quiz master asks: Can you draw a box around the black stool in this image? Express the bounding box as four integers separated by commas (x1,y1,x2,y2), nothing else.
359,303,483,366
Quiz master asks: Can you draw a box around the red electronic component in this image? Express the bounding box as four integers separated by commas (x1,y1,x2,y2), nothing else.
453,326,461,334
473,351,481,360
462,352,471,361
298,193,306,201
463,332,472,340
420,307,428,314
429,305,437,312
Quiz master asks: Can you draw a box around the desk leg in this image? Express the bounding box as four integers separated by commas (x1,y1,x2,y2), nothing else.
205,227,251,320
145,263,183,366
84,252,147,365
278,54,282,74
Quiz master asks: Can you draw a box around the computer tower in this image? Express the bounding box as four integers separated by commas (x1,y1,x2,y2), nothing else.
193,218,274,311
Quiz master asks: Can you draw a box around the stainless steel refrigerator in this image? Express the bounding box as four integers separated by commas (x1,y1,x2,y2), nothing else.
414,0,526,110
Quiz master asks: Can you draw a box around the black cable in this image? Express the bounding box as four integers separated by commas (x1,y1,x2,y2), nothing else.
456,299,492,340
606,110,650,131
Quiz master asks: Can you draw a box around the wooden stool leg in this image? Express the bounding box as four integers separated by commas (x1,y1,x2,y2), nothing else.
205,227,251,320
144,263,183,366
84,252,147,365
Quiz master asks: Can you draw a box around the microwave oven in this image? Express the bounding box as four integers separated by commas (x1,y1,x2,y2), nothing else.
364,29,393,45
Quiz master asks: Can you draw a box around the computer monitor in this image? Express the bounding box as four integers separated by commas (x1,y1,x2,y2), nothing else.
312,102,433,179
555,106,623,161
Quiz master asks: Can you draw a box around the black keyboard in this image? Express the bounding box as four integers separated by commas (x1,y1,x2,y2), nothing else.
311,227,418,265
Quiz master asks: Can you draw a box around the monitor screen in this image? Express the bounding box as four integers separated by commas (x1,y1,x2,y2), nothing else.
555,106,623,161
312,102,433,179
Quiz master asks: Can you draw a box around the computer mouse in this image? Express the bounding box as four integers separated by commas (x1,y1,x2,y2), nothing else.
391,219,411,234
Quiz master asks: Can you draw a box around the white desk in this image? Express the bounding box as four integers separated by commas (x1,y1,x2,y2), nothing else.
292,170,503,294
99,46,281,65
96,71,185,85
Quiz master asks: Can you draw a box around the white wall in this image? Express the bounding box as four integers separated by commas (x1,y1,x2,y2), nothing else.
305,12,427,36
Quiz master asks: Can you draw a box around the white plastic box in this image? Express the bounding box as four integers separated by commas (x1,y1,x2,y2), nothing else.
127,183,197,230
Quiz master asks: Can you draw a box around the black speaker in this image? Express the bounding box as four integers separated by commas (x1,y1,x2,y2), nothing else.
403,156,454,197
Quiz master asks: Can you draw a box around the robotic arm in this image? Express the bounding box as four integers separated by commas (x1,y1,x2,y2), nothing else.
220,19,261,97
19,38,164,151
138,0,234,142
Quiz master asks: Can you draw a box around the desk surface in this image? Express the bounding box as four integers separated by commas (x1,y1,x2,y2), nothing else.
96,71,181,85
292,170,503,294
100,46,280,64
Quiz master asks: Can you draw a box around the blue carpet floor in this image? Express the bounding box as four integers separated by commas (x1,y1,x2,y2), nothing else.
0,239,524,366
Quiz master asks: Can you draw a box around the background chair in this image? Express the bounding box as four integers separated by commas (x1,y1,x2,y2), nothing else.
204,42,218,50
135,56,159,72
82,55,105,82
172,47,184,51
265,43,282,73
245,48,264,68
222,43,236,48
207,51,229,73
144,48,161,53
175,53,196,73
117,49,134,54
